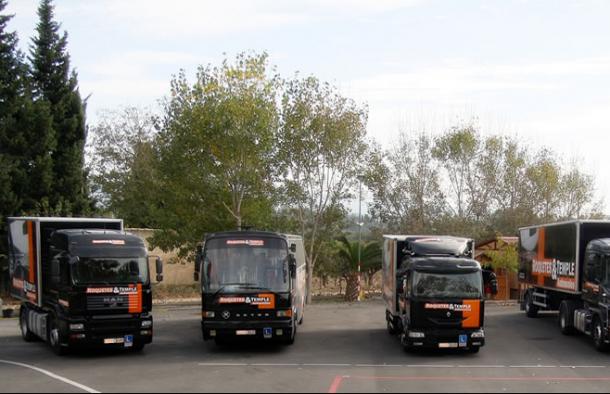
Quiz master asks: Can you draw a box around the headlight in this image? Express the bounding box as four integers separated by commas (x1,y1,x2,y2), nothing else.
408,331,425,339
141,320,153,329
276,310,293,318
69,323,85,331
471,330,485,339
203,311,215,318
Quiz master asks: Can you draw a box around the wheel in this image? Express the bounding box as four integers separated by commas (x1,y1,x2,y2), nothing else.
387,318,398,335
284,319,297,345
48,318,68,356
525,292,539,318
592,318,609,352
20,309,36,342
559,301,576,335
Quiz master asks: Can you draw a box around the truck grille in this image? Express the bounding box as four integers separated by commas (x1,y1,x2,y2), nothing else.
87,295,131,311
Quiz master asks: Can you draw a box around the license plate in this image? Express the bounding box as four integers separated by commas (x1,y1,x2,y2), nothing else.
236,330,256,336
459,335,468,347
263,328,273,339
104,338,125,345
439,343,458,349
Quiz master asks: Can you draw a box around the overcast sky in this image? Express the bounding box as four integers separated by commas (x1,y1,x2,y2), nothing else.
5,0,610,213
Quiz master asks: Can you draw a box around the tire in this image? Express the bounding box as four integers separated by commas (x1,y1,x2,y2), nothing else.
48,318,68,356
559,301,576,335
20,309,36,342
592,318,609,353
387,317,398,335
284,319,297,345
525,292,539,318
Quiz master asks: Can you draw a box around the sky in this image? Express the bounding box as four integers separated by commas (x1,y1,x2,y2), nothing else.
5,0,610,213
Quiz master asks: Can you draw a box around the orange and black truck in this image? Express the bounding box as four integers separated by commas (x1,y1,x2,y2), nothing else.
7,217,163,355
520,220,610,352
383,235,495,353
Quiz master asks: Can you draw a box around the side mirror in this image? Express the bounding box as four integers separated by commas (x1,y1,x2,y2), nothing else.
289,255,297,279
155,257,164,283
290,243,297,253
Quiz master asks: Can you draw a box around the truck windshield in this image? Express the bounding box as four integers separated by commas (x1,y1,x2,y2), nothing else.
71,257,149,285
413,271,482,299
203,237,289,294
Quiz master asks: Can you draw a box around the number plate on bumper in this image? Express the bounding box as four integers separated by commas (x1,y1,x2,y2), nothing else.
236,330,256,336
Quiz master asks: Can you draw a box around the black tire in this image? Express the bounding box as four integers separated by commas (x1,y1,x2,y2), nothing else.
284,319,297,345
467,346,481,354
559,301,576,335
387,317,398,335
48,318,68,356
592,318,609,353
525,292,539,318
19,309,36,342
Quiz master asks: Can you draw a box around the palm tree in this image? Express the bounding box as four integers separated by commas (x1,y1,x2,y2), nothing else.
335,236,382,302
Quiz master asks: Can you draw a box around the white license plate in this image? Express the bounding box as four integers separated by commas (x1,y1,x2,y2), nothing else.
438,343,458,349
236,330,256,336
104,338,125,345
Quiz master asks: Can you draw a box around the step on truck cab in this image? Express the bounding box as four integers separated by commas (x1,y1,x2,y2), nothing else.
195,231,306,345
519,220,610,352
8,217,164,355
383,235,495,353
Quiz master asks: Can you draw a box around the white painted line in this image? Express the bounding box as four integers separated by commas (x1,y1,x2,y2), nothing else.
456,365,506,368
250,363,300,367
0,360,100,394
355,364,403,368
559,366,607,369
406,365,455,368
198,363,248,367
509,365,557,368
302,364,352,367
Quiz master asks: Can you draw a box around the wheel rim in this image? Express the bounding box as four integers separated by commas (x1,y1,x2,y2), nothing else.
560,312,566,329
594,322,603,345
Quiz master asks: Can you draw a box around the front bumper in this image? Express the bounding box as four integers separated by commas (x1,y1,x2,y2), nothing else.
402,328,485,349
202,320,293,341
59,315,153,349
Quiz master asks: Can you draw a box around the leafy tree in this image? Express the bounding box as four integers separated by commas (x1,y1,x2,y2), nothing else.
151,52,280,256
278,76,369,303
29,0,89,215
365,133,445,234
485,238,519,300
87,107,161,227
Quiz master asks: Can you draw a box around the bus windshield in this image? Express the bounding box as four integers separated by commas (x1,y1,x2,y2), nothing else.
413,271,483,299
203,237,290,294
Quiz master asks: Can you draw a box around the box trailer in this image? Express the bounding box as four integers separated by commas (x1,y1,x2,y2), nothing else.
8,217,164,355
383,235,492,352
519,220,610,351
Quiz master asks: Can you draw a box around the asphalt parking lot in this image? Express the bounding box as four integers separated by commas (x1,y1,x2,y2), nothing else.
1,300,610,393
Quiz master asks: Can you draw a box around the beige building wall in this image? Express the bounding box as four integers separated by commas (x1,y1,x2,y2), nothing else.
126,228,194,286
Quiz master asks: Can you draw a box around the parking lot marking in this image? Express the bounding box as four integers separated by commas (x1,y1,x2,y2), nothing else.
0,360,100,393
328,375,346,394
197,362,609,370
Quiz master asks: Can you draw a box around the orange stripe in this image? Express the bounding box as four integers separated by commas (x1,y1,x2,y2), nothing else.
129,284,143,314
462,300,481,328
537,228,546,261
27,221,35,283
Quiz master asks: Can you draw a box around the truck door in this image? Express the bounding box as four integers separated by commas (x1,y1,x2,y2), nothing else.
583,251,602,305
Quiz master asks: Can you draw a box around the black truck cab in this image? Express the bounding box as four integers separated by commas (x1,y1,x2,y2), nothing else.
397,257,486,351
383,235,492,353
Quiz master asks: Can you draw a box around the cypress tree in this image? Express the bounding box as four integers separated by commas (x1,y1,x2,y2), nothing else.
29,0,89,215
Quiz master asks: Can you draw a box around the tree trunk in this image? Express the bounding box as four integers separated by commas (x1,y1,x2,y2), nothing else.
306,260,314,304
344,272,359,302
